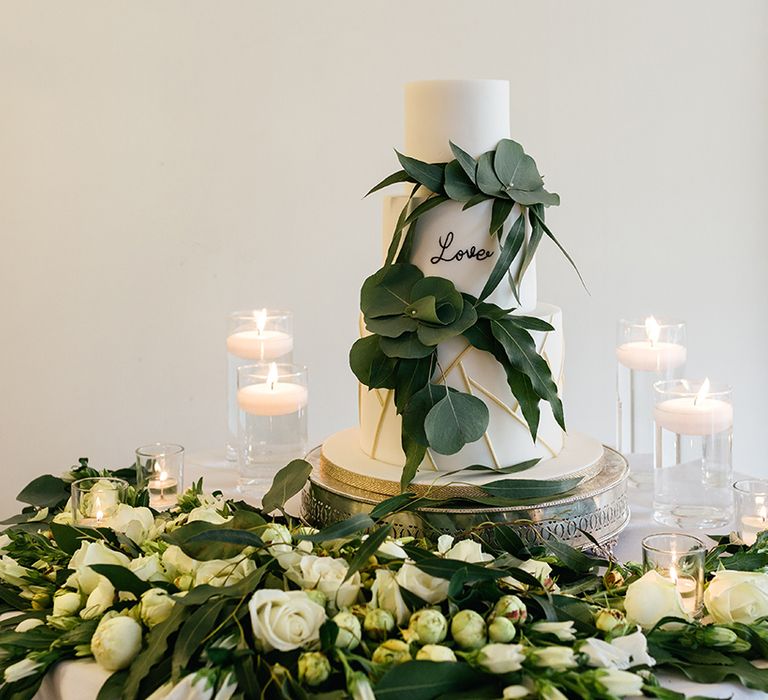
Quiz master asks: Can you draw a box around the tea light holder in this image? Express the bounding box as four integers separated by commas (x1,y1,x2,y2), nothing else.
616,317,686,488
653,378,733,529
642,532,705,618
734,480,768,546
136,443,184,510
227,309,294,460
72,477,129,526
237,362,308,496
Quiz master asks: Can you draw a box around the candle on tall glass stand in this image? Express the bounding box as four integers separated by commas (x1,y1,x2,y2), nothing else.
237,362,308,497
734,480,768,545
616,317,686,488
227,310,293,461
642,533,705,618
135,444,184,510
653,379,733,529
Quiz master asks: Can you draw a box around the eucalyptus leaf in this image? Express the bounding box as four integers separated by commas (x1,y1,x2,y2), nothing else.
395,151,445,194
365,315,418,339
424,391,489,455
16,475,70,509
89,564,152,596
478,214,525,303
545,540,606,572
443,160,477,202
364,169,414,198
506,188,560,207
174,565,267,606
349,336,398,389
476,152,506,196
505,315,555,332
172,599,227,679
416,300,477,346
400,434,427,490
464,458,539,474
379,333,434,359
517,210,543,289
462,193,492,210
494,139,544,191
369,492,419,520
489,198,514,237
361,264,423,319
449,141,478,182
344,524,392,581
393,356,434,415
481,476,581,500
402,384,449,446
261,459,312,513
297,513,374,543
529,204,587,292
502,366,541,440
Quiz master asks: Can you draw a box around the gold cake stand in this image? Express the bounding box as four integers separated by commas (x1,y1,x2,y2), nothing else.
301,445,630,551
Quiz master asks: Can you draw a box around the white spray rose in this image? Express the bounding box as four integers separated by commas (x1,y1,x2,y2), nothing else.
4,658,42,683
476,643,525,674
262,524,292,555
109,504,155,543
610,629,656,668
91,615,143,671
407,608,448,644
285,555,361,610
530,620,576,641
505,559,556,592
444,539,493,564
146,670,216,700
14,618,44,633
130,554,168,583
538,683,568,700
396,561,449,605
52,590,83,618
141,588,175,628
348,672,376,700
80,577,115,619
502,685,530,699
363,607,395,640
488,616,516,643
194,557,255,588
579,637,632,669
451,609,486,650
416,644,457,662
595,668,644,697
333,610,362,651
249,589,326,652
491,595,528,624
529,645,578,671
161,545,199,582
624,570,690,629
0,556,31,587
187,506,231,525
704,570,768,624
371,570,410,626
375,538,408,560
371,639,411,665
68,541,130,595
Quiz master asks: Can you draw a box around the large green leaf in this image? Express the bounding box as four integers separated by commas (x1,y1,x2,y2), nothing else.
517,209,543,288
416,300,477,346
502,366,541,440
449,141,478,182
172,598,227,679
402,384,449,446
361,264,423,319
379,333,434,359
349,335,398,389
424,390,489,455
529,204,587,292
395,152,445,194
489,198,514,237
478,213,525,302
393,356,434,414
462,193,492,210
476,152,506,196
297,513,374,543
400,434,427,490
364,169,414,197
365,315,418,339
506,315,554,332
344,524,392,581
369,492,419,520
494,139,544,191
261,459,313,514
89,564,152,596
443,160,477,202
481,476,581,500
16,475,70,509
507,188,560,206
375,660,487,699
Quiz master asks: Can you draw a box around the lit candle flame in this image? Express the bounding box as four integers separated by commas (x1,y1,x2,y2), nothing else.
95,496,104,524
645,316,661,347
159,470,168,482
256,308,268,335
694,377,710,406
266,362,279,391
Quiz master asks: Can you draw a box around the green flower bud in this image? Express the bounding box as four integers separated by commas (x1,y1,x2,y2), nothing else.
595,608,625,633
491,595,527,624
488,616,516,643
603,569,625,589
364,608,395,641
408,608,448,645
701,626,738,647
298,652,331,687
333,611,362,651
372,639,412,666
305,589,328,609
451,610,486,650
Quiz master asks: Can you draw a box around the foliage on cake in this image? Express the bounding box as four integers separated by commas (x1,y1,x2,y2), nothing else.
351,140,579,489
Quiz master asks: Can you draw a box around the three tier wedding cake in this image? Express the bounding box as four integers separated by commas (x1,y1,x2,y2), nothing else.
321,80,604,498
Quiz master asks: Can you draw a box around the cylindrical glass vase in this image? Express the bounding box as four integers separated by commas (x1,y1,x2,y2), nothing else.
616,317,686,488
653,379,733,528
71,477,129,526
226,310,293,461
237,362,308,496
136,443,185,511
734,479,768,546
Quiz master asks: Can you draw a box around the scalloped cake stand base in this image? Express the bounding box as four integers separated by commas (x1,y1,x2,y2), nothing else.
301,445,630,552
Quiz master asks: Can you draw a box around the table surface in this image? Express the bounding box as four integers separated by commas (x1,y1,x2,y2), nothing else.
32,453,763,700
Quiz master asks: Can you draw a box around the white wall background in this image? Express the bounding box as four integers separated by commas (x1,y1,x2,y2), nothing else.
1,1,766,515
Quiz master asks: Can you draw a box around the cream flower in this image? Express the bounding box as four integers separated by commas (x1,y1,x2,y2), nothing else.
444,539,493,564
396,561,449,605
68,541,130,595
371,570,410,626
505,559,557,592
476,643,525,674
579,637,631,669
129,554,169,583
109,504,155,543
530,620,576,641
0,556,31,587
248,589,326,652
595,669,644,697
529,645,578,671
187,506,231,525
52,589,83,618
285,555,361,610
80,577,115,619
416,644,457,662
624,570,690,629
140,588,175,628
4,658,42,683
704,570,768,624
91,615,143,671
610,629,656,668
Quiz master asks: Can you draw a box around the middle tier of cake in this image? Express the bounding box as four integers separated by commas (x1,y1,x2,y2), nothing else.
359,302,565,472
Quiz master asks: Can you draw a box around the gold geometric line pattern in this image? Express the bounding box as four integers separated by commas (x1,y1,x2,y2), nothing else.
435,343,473,384
458,361,500,468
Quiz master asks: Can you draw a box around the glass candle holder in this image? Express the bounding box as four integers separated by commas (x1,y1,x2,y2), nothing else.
136,443,184,510
642,533,706,618
616,317,687,488
237,362,307,496
653,378,733,529
227,309,294,461
72,477,129,526
734,480,768,546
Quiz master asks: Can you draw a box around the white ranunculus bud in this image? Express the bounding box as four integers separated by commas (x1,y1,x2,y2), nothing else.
491,595,528,624
52,590,83,618
624,571,690,629
488,616,516,643
348,671,376,700
610,629,656,668
595,668,644,697
298,651,331,686
249,589,326,652
704,570,768,624
129,554,168,583
140,588,175,628
4,658,42,683
407,608,448,645
364,607,395,641
451,610,486,650
595,607,625,633
371,639,411,666
416,644,457,662
502,685,530,699
91,615,143,671
80,578,115,620
579,637,631,669
14,618,44,633
529,645,578,671
285,556,361,611
476,643,525,674
371,570,410,626
333,611,362,651
530,620,576,642
396,562,449,605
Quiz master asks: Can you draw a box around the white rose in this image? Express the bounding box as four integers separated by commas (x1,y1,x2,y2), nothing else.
194,558,253,588
248,589,326,652
530,620,576,641
0,556,31,587
333,610,361,651
109,504,155,543
91,615,143,671
162,545,199,580
262,524,293,555
529,645,578,671
186,505,231,525
396,561,449,605
80,577,115,619
52,510,74,525
416,644,457,662
595,669,644,697
451,610,486,650
437,535,455,554
610,629,656,668
579,637,631,669
476,643,525,674
444,539,493,564
129,554,169,583
502,685,530,699
407,608,448,645
704,570,768,624
14,618,44,633
505,559,556,591
68,541,131,595
52,589,83,618
371,570,410,626
141,588,175,628
4,658,42,683
286,556,361,610
624,571,690,629
375,538,408,560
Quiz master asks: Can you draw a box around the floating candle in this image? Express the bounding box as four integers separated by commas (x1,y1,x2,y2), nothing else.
616,316,687,372
227,309,293,361
654,378,733,436
237,362,308,416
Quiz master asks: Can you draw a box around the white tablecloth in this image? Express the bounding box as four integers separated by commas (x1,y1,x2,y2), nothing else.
31,455,762,699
